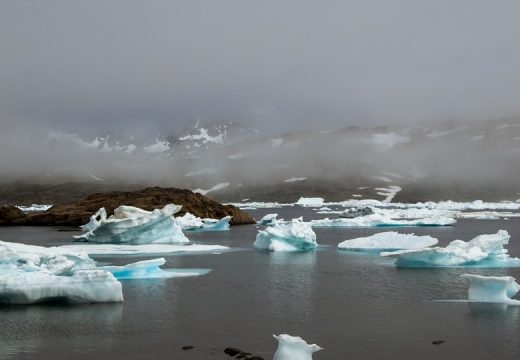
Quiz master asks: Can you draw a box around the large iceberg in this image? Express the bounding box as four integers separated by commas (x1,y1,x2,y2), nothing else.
101,258,210,280
273,334,322,360
174,212,231,231
75,204,189,245
0,241,123,304
461,274,520,305
310,214,455,228
382,230,520,267
338,231,438,252
254,218,318,252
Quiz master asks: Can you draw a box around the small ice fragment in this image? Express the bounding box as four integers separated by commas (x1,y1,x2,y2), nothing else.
461,274,520,305
273,334,322,360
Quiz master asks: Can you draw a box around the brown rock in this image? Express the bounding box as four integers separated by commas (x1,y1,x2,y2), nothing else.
4,187,255,227
0,206,26,225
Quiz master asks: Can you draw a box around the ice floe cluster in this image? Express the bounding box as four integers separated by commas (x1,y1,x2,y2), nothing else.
254,218,318,252
175,212,231,232
382,230,520,268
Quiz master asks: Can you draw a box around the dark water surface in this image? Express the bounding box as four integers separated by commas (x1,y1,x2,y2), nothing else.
1,207,520,359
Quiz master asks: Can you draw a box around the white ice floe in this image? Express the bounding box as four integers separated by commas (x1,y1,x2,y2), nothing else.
15,204,53,213
259,213,279,226
310,214,455,228
338,232,438,252
74,204,189,245
101,258,210,280
382,230,520,267
0,240,122,304
59,244,230,256
254,218,318,252
296,197,324,207
193,182,230,195
175,212,231,231
461,274,520,305
273,334,322,360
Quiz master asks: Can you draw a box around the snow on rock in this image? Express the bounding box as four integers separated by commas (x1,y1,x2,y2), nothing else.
284,177,307,183
310,214,455,228
376,186,402,203
101,258,210,280
60,244,229,256
175,212,231,231
143,139,170,154
296,197,324,207
16,204,53,213
372,176,393,183
254,218,318,252
382,230,520,267
338,231,438,252
178,127,225,145
74,204,189,245
193,182,230,195
461,274,520,305
369,132,410,148
273,334,322,360
0,240,123,304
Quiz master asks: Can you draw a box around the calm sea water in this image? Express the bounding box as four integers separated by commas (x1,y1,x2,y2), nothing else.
1,207,520,359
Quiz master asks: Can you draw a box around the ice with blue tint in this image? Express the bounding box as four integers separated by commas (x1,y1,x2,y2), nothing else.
382,230,520,267
175,212,231,231
0,240,123,304
259,213,279,226
310,214,456,228
75,204,189,244
102,258,211,280
338,231,438,252
461,274,520,305
273,334,322,360
254,218,318,252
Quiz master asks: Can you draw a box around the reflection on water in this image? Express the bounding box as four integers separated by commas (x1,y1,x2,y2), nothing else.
0,303,122,359
259,251,316,321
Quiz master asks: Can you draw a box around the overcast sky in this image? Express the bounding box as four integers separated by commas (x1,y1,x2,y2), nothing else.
1,0,520,136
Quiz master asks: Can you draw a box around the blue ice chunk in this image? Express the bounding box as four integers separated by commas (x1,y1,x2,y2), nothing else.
254,218,318,252
102,258,211,279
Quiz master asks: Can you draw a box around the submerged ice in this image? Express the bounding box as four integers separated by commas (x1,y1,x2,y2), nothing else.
254,218,318,252
382,230,520,267
273,334,322,360
102,258,211,280
75,204,189,245
461,274,520,305
338,231,438,252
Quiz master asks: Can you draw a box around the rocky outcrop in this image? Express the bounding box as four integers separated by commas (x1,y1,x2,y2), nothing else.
0,206,26,225
1,187,255,227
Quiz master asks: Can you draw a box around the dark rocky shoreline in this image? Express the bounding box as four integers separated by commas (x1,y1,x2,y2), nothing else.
0,187,255,227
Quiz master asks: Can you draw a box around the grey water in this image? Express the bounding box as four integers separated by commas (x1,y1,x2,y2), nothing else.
1,207,520,359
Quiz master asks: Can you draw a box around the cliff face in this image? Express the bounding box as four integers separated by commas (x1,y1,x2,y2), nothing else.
1,187,255,227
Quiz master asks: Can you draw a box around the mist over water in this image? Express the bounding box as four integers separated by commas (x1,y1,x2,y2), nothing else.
1,1,520,195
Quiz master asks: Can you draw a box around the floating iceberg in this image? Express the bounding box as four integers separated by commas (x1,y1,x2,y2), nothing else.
273,334,322,360
101,258,210,280
338,231,438,252
296,197,324,207
254,218,318,252
0,241,123,304
75,204,189,245
310,214,455,228
461,274,520,305
175,212,231,231
60,243,229,256
382,230,520,267
259,213,279,226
